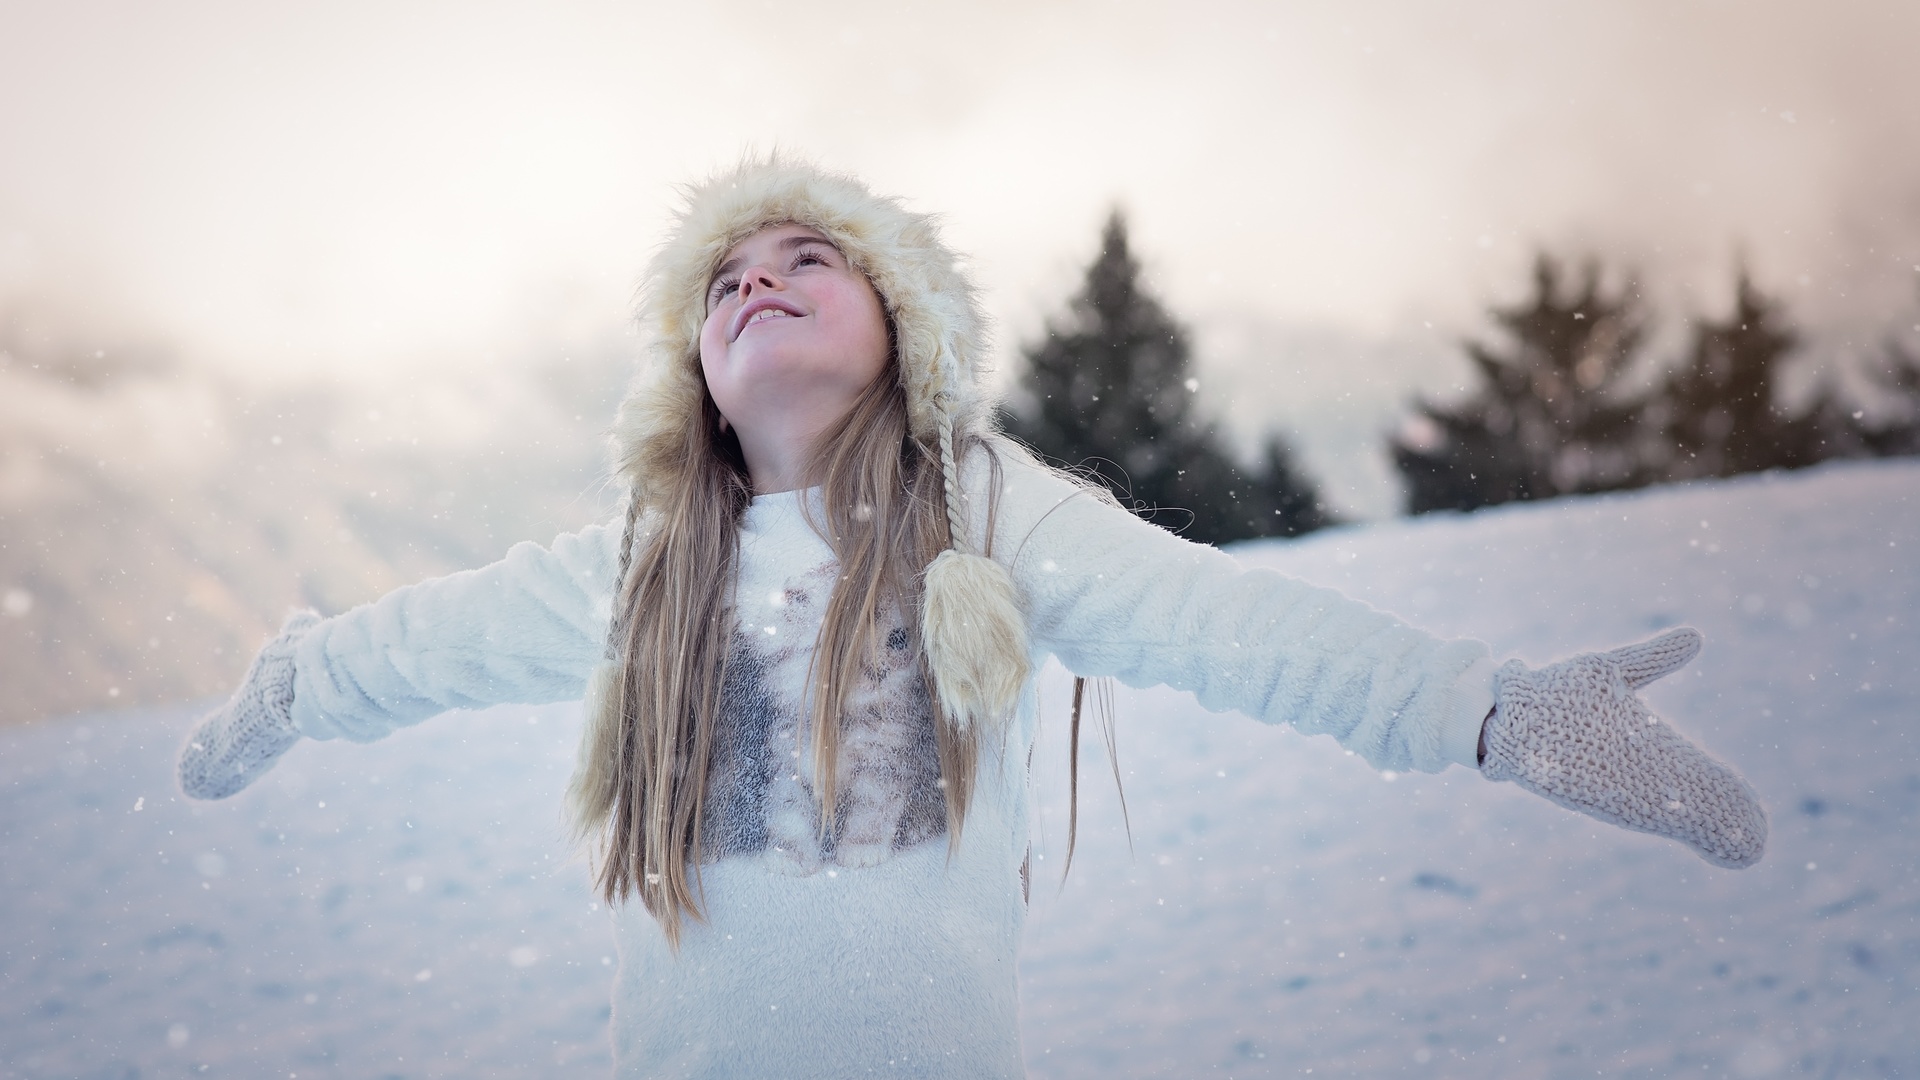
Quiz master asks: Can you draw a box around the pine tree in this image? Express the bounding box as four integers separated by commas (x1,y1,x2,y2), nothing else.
1657,272,1871,478
1004,212,1333,544
1863,334,1920,457
1661,273,1801,477
1391,255,1653,514
1256,435,1336,538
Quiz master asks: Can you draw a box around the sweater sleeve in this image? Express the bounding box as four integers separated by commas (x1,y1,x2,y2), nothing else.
979,445,1495,773
289,519,624,743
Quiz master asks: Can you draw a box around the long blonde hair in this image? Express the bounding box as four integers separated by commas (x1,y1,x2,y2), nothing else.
580,360,991,943
568,157,1036,943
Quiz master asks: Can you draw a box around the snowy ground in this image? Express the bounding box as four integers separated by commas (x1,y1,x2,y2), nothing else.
3,460,1916,1078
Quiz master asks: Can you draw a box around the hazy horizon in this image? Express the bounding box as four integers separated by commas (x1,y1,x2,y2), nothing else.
6,0,1920,515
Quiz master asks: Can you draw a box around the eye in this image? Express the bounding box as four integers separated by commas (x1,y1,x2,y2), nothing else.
707,275,740,307
790,246,832,270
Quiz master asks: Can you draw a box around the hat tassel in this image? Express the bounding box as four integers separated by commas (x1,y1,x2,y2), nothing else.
923,409,1029,735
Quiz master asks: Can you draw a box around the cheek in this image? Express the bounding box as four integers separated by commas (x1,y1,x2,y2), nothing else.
843,288,892,378
698,306,725,358
698,312,735,400
699,305,733,364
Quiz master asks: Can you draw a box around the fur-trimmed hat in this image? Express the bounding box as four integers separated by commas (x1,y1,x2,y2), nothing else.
602,155,1029,738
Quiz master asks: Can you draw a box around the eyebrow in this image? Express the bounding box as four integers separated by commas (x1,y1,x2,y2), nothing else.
709,234,842,286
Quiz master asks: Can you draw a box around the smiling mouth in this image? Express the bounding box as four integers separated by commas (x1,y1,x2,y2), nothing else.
730,301,806,341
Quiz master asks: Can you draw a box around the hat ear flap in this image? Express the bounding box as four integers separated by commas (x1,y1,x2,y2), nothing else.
921,408,1029,736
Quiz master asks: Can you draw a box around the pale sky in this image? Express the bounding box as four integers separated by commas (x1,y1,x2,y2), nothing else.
5,0,1918,513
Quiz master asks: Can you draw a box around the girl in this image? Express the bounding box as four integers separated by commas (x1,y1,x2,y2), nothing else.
178,157,1767,1078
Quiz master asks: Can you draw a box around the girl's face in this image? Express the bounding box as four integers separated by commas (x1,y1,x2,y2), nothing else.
699,224,891,446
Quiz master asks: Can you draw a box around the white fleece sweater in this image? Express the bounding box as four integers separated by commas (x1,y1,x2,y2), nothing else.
288,443,1497,1078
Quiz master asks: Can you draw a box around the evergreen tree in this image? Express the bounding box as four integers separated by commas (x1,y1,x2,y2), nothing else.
1256,434,1336,538
1391,255,1653,514
1656,272,1869,478
1661,273,1802,477
1004,211,1334,544
1859,332,1920,457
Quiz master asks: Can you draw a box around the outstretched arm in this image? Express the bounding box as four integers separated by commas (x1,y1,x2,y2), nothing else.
289,520,622,741
976,443,1766,867
978,443,1496,775
179,519,622,800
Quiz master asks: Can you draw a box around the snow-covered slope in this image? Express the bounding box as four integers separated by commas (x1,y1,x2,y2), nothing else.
3,461,1915,1078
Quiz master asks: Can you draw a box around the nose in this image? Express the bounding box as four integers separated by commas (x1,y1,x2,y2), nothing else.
736,262,782,302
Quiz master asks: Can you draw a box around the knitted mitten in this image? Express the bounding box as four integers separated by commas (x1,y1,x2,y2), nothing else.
1481,627,1766,868
178,610,322,800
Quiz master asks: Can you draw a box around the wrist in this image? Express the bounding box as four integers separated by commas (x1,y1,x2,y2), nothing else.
1437,653,1501,769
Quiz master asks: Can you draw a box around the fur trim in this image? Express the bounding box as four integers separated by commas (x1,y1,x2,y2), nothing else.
612,154,998,509
921,549,1030,733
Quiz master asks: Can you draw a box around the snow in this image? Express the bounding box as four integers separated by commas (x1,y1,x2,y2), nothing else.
4,460,1917,1078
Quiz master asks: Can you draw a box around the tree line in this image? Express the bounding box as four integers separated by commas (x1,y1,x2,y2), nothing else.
1003,212,1920,541
1391,256,1920,514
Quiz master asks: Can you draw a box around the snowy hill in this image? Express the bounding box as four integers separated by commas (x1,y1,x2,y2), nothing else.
3,460,1916,1078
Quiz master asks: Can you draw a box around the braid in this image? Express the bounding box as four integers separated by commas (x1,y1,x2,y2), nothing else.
605,485,645,660
936,407,967,554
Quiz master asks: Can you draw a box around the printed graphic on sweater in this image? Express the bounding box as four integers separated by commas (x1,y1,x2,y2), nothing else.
702,562,946,873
